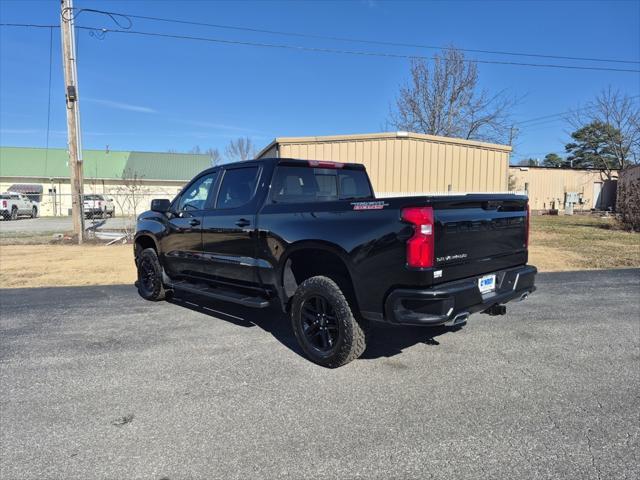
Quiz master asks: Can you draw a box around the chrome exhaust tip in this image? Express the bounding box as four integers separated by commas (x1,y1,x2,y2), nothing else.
444,311,469,327
519,292,529,302
452,312,469,325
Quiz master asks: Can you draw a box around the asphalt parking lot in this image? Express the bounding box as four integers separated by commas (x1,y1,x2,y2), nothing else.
1,269,638,480
0,216,128,234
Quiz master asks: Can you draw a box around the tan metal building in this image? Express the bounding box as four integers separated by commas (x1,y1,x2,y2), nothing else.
257,132,512,195
508,166,618,212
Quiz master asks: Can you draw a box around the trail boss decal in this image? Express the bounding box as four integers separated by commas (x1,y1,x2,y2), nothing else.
351,201,388,210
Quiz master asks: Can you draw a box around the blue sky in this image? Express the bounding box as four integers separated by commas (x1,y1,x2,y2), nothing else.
1,0,639,163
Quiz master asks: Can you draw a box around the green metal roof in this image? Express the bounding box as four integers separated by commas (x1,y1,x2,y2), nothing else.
0,147,212,181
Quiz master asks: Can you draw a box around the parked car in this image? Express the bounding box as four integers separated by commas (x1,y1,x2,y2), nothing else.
83,194,115,218
134,158,537,367
0,192,39,220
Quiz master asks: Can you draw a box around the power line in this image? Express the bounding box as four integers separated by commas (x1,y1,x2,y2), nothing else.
67,7,640,65
0,23,59,29
516,95,640,125
516,118,575,132
519,118,567,129
77,26,640,73
2,23,640,73
516,105,594,125
62,7,132,30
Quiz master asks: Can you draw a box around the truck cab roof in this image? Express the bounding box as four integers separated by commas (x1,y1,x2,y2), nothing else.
202,158,366,174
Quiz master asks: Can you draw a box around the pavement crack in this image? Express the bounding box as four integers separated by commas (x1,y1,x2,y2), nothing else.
585,428,602,480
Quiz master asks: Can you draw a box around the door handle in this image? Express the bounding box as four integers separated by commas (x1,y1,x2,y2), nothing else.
189,218,201,226
235,218,251,228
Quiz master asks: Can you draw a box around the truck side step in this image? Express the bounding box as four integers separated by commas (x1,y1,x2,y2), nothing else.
169,281,270,308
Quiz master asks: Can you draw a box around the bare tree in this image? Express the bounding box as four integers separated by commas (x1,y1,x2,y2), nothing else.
206,148,221,166
225,137,256,162
178,146,221,165
568,87,639,170
111,169,147,239
389,48,518,144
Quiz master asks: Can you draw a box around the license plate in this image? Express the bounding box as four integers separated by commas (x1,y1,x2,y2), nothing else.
478,274,496,294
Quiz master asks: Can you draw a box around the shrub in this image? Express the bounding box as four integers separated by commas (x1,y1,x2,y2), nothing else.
616,168,640,231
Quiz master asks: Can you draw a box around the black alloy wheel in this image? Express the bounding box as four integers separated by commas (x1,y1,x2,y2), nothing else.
291,275,368,368
136,248,166,301
300,295,340,353
139,256,156,292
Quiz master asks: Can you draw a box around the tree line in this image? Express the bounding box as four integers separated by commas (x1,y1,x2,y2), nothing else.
516,88,639,178
388,48,638,177
168,137,257,165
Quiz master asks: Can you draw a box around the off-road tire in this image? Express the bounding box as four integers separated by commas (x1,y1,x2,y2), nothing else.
291,275,367,368
31,207,37,218
136,248,166,301
10,207,17,220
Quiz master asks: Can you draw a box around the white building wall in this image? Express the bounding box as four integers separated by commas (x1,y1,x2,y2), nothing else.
1,178,186,217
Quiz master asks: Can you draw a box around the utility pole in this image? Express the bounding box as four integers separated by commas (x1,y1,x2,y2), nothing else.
508,125,518,146
60,0,85,243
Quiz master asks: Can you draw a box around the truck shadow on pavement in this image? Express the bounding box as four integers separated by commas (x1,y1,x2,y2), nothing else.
168,291,463,362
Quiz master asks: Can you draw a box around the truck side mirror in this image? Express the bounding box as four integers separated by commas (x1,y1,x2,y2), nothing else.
151,198,171,213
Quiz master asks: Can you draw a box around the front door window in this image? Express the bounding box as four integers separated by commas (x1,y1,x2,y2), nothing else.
177,173,217,212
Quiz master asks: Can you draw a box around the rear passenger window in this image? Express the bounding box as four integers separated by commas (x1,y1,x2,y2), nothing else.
271,166,372,203
216,167,260,209
271,167,335,203
338,170,372,199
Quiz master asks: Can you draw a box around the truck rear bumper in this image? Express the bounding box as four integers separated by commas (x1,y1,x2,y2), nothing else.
85,208,106,216
383,265,537,326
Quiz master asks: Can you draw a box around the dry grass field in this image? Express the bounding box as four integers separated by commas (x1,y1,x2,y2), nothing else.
0,244,136,288
528,214,640,271
0,215,638,288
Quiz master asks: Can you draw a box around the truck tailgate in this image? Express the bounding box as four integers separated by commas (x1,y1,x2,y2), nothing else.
433,196,528,279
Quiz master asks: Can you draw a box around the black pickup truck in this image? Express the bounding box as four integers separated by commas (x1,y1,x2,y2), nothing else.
134,158,536,367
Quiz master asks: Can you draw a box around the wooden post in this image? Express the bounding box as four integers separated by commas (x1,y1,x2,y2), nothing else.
60,0,85,243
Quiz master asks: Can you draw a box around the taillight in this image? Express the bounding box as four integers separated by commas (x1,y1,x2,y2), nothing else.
308,160,344,169
525,203,530,248
1,200,6,208
401,206,434,268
